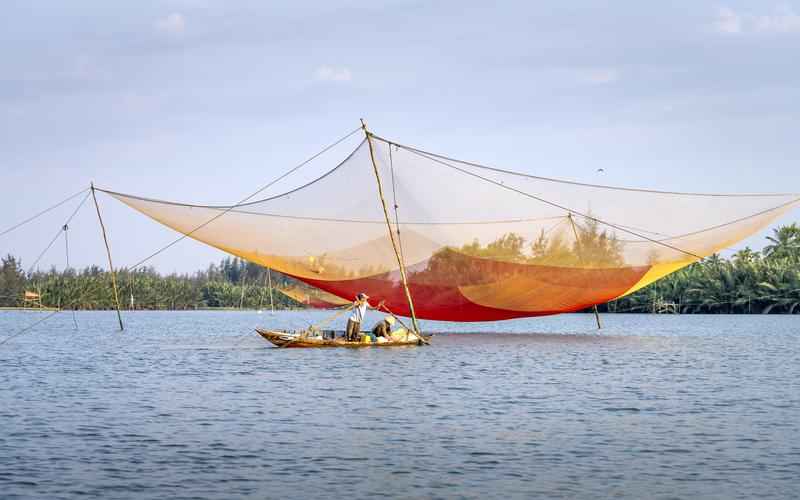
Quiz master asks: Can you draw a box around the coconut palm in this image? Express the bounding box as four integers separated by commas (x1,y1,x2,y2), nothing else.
764,223,800,261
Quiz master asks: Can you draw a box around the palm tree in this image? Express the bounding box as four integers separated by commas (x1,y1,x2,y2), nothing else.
733,247,760,264
764,223,800,261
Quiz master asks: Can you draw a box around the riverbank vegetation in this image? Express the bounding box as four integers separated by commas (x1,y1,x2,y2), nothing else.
1,224,798,313
0,256,298,310
607,224,800,314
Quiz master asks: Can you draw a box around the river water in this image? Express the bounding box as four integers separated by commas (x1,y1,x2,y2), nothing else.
1,311,798,499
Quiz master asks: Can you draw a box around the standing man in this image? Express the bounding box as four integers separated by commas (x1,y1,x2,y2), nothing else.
345,293,382,341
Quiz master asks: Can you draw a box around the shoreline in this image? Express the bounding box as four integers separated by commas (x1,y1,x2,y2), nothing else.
1,308,796,315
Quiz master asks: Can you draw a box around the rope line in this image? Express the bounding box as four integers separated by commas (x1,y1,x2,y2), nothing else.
27,191,92,274
396,142,705,260
28,228,66,275
611,197,800,244
372,134,800,198
105,126,362,271
0,310,61,346
1,278,109,346
4,192,92,345
540,216,568,238
388,143,407,270
64,224,79,330
97,137,366,212
0,188,89,239
276,303,355,348
88,197,567,226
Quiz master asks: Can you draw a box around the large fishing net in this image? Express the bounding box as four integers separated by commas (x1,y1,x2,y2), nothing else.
101,132,800,321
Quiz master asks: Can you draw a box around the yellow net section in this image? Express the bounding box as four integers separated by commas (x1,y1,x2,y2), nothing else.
102,133,799,321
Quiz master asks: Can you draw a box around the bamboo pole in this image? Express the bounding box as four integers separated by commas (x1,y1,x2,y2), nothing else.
567,213,602,330
360,119,427,344
267,268,275,314
90,183,124,331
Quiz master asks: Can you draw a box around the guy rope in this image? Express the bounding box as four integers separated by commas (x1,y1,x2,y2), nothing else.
91,183,124,331
361,119,427,345
277,303,355,348
567,213,602,329
0,189,92,345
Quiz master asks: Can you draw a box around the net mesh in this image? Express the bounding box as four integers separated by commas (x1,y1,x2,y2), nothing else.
104,133,800,321
277,286,350,309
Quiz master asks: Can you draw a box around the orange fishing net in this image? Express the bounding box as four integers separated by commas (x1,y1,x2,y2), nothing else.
102,132,799,320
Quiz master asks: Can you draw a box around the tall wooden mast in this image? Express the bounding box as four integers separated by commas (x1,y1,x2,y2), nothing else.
361,119,424,342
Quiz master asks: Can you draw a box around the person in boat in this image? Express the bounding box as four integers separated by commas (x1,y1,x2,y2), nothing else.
371,315,396,341
345,293,384,341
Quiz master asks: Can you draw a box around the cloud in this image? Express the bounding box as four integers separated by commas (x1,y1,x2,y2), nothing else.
314,65,352,82
713,5,800,35
155,13,186,36
753,6,800,33
713,7,742,34
580,68,619,85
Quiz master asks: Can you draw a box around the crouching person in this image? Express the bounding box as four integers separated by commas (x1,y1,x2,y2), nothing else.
371,316,396,342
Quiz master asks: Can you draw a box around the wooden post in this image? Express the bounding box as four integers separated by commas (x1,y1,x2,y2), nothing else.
267,268,275,314
567,213,602,330
361,119,426,344
90,183,124,331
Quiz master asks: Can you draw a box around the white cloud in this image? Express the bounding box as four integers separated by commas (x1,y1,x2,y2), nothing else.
580,68,619,85
155,13,186,37
713,5,800,35
713,7,742,34
753,6,800,33
314,65,352,82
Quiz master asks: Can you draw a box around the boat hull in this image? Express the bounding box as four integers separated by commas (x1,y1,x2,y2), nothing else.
255,328,429,348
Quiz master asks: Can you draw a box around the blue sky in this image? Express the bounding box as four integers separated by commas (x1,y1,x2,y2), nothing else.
1,1,799,273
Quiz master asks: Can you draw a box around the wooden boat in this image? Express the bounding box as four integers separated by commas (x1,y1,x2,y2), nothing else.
256,328,431,348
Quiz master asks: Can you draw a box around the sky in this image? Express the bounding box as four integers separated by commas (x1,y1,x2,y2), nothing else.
1,0,799,274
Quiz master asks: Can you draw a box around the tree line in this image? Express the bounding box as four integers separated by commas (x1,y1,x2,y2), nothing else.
606,224,800,314
1,224,798,313
0,256,299,310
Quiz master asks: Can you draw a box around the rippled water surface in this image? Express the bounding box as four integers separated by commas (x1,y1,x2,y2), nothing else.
1,311,799,499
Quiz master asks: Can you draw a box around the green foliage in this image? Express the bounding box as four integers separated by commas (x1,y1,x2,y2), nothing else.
609,233,800,314
2,224,798,313
0,255,26,307
763,223,800,262
450,217,624,267
0,256,300,310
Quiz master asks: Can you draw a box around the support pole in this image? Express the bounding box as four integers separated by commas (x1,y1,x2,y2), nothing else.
361,119,426,344
267,268,275,314
90,183,124,331
567,213,602,330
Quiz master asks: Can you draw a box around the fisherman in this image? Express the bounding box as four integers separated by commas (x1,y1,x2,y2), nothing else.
345,293,383,341
371,315,396,340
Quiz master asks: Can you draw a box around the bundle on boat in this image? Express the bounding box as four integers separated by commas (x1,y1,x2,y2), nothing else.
98,131,800,322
